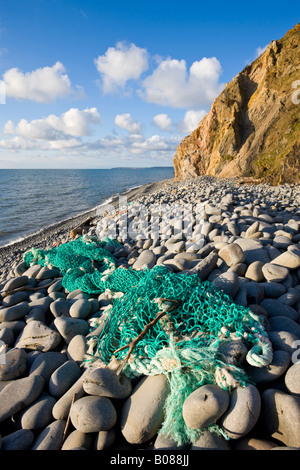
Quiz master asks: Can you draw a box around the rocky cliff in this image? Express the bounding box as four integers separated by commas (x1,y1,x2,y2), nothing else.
173,23,300,185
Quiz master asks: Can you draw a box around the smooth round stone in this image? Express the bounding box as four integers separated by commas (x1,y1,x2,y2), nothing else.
61,430,93,450
49,360,82,398
245,221,260,238
191,251,218,281
183,384,229,429
70,396,117,433
268,331,299,356
271,250,300,270
218,243,245,266
268,316,300,338
205,204,221,216
212,272,240,299
234,238,270,264
218,340,248,364
0,348,27,380
52,369,89,420
153,432,187,450
67,335,88,362
0,375,44,423
165,241,185,254
0,327,14,346
190,429,231,450
54,317,89,343
15,320,61,351
260,299,299,321
29,351,67,381
69,299,92,319
48,291,66,301
244,350,291,384
245,261,265,282
220,384,261,440
174,252,198,262
121,374,170,444
0,301,30,322
278,289,299,306
261,282,286,298
28,296,52,313
162,258,190,272
50,299,70,317
20,392,57,430
262,263,289,283
2,275,29,292
1,291,28,307
273,235,293,250
36,266,60,280
1,429,35,450
285,363,300,396
83,367,132,399
227,263,247,276
31,419,66,450
261,389,300,447
48,279,63,293
132,250,157,270
26,307,46,323
95,429,116,450
22,264,42,278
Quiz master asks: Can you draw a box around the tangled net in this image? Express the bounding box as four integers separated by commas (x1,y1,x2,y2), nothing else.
23,235,273,446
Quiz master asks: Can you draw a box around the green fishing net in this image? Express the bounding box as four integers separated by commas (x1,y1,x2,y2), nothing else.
23,235,271,446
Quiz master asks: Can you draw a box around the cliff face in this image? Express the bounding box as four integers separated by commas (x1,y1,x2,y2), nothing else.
173,23,300,184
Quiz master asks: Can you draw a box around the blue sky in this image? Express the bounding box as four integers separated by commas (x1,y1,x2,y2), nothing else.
0,0,298,168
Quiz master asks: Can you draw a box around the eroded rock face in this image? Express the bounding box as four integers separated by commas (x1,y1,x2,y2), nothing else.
173,23,300,185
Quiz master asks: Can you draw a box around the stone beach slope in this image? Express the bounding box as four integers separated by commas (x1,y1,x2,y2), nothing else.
0,175,300,450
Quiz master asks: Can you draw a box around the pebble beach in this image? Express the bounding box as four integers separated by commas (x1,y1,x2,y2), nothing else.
0,175,300,452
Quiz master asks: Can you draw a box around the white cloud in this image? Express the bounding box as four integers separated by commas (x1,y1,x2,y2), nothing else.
131,134,179,154
152,113,172,132
114,113,142,134
179,109,207,134
4,107,101,141
139,56,224,108
95,42,149,94
2,62,75,103
255,44,268,58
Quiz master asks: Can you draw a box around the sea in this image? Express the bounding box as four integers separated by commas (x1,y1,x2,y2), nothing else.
0,167,174,247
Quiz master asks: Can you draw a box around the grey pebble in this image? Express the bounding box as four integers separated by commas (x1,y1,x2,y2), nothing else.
70,395,117,433
20,392,57,430
49,360,82,398
83,367,132,399
1,429,35,450
0,347,27,380
54,316,89,343
220,384,261,440
0,375,44,423
31,419,66,450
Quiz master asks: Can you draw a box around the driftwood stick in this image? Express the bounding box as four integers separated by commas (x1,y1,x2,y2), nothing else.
62,393,76,443
1,279,57,298
115,299,180,376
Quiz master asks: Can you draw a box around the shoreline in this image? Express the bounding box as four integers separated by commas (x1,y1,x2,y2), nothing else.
0,177,174,278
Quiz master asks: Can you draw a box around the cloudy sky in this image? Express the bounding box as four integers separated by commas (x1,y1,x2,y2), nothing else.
0,0,297,168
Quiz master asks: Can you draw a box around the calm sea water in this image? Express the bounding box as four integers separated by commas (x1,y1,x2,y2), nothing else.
0,167,174,247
